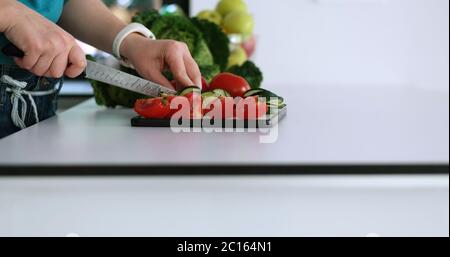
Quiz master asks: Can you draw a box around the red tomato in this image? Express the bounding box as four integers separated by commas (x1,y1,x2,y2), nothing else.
165,95,182,118
162,92,204,119
201,77,209,92
185,92,203,119
235,96,268,120
209,73,251,97
134,97,171,119
221,97,236,119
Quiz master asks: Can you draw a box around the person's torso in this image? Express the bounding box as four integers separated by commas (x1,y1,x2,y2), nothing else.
0,0,66,64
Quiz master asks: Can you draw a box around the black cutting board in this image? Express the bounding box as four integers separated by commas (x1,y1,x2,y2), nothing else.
131,107,287,128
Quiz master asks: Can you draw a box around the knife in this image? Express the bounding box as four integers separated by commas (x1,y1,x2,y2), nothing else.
1,43,177,97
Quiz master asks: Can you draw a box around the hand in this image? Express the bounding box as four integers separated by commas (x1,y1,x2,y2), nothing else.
120,33,202,90
0,1,86,78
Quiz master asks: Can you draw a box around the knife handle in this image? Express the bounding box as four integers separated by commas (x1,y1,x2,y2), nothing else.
2,43,25,58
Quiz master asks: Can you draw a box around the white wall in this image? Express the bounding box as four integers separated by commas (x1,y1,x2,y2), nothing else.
191,0,449,91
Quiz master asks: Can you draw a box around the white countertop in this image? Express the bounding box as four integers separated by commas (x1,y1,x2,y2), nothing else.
0,85,448,166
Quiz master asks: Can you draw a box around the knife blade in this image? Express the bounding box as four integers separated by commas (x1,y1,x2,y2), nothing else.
1,43,177,97
84,60,176,96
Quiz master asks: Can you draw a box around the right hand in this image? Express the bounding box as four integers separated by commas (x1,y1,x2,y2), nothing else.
0,1,86,78
121,34,202,90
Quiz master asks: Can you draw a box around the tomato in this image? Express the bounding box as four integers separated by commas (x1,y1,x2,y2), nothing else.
201,77,209,92
165,95,182,118
209,73,251,97
235,96,268,120
185,92,203,119
134,97,171,119
140,91,200,120
221,97,236,119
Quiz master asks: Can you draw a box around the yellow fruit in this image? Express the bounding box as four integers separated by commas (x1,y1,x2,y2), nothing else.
216,0,247,17
223,11,254,37
197,10,222,26
227,46,248,68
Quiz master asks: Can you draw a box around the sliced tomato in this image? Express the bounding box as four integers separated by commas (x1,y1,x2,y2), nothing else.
184,92,203,119
165,95,181,118
134,97,171,119
235,96,268,120
221,97,236,119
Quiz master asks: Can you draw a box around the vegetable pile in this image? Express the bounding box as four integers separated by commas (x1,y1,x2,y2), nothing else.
134,72,285,120
90,8,264,108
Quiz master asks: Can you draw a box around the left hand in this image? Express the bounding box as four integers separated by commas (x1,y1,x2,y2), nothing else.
120,33,202,90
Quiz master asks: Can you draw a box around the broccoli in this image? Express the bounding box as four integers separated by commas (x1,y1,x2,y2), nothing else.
227,61,263,89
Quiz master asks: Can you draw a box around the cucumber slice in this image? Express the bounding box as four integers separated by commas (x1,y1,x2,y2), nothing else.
201,92,217,99
202,96,220,110
268,103,286,109
201,92,218,109
244,88,285,107
201,89,230,99
266,98,285,107
201,90,231,110
267,103,286,115
243,89,264,97
177,86,201,96
212,89,231,97
201,90,231,109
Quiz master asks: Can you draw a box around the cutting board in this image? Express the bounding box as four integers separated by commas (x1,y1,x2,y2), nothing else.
131,107,287,128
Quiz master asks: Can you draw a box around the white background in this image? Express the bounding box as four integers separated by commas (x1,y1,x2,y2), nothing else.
192,0,449,92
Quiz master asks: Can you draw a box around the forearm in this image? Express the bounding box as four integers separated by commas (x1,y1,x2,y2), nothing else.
58,0,127,54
